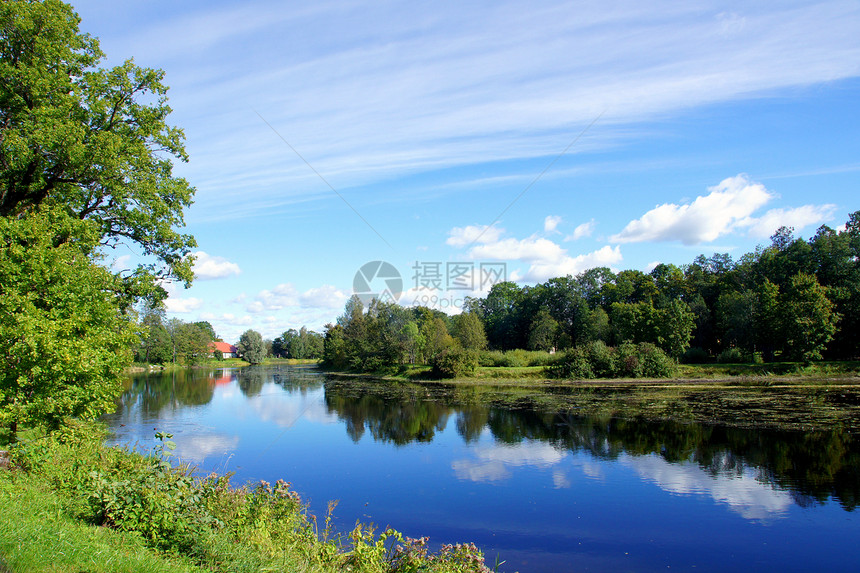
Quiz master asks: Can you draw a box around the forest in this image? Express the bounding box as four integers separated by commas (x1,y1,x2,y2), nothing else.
323,217,860,377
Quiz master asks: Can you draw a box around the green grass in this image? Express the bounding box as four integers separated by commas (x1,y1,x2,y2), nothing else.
0,474,203,573
264,358,321,366
0,424,492,573
676,360,860,380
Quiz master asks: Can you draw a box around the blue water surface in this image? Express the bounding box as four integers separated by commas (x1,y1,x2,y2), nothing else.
102,366,860,573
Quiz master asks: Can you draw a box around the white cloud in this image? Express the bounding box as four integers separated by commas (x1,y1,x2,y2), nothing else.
191,251,241,280
525,245,623,282
452,442,567,483
448,223,624,283
566,219,596,241
299,285,351,309
446,224,505,247
624,453,793,522
249,283,300,313
470,236,567,263
610,174,774,245
247,283,351,314
544,215,562,233
161,280,204,313
164,296,204,313
736,204,837,238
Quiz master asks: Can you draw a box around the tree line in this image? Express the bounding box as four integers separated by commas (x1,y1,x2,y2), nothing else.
133,314,326,366
323,215,859,376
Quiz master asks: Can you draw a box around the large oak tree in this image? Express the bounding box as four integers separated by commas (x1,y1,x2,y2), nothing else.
1,0,196,435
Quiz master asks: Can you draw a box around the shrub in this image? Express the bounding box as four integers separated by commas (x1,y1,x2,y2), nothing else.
635,342,676,378
10,424,492,572
717,347,750,364
547,342,674,379
587,341,616,377
432,349,479,378
681,347,710,364
546,348,595,380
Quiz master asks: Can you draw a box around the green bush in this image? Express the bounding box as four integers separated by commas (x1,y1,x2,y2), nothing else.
681,347,711,364
547,342,675,380
547,347,595,379
635,342,676,378
477,349,553,367
587,341,616,378
432,349,479,378
10,423,493,573
717,347,751,364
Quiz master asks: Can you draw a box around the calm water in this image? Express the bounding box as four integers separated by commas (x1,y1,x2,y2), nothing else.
103,366,860,573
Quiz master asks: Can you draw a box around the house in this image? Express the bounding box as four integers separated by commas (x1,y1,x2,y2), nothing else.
209,341,238,359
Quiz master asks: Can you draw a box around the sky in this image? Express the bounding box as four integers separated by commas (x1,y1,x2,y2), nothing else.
70,0,860,343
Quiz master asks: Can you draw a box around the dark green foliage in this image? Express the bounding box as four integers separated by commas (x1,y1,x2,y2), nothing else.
450,312,488,351
324,212,860,373
681,347,711,364
547,342,675,379
273,327,325,359
324,297,454,372
717,347,750,364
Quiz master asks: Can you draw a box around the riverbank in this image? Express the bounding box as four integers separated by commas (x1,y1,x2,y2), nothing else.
0,423,491,573
323,359,860,385
126,358,320,373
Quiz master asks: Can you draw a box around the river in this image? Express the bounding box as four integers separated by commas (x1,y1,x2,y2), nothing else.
102,365,860,572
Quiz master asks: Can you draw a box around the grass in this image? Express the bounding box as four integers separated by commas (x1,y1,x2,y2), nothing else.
0,424,493,573
264,358,321,366
0,474,202,573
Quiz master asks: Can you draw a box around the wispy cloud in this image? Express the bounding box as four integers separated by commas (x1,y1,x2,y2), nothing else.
92,1,860,219
566,219,596,241
544,215,562,233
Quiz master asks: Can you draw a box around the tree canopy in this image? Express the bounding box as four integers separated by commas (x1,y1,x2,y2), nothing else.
1,0,196,296
0,208,138,433
0,0,196,435
238,330,266,365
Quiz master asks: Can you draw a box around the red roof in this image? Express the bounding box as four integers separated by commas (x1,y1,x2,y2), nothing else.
208,341,238,354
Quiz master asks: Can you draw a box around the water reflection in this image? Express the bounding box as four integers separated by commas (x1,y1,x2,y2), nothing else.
104,367,860,572
624,454,794,521
321,378,860,513
109,368,860,517
111,369,860,515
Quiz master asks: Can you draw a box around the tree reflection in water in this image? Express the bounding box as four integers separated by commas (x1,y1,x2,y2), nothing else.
114,370,860,512
323,378,860,511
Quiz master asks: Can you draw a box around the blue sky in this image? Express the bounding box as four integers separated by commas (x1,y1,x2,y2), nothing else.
72,0,860,343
